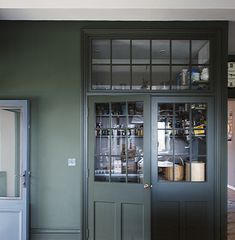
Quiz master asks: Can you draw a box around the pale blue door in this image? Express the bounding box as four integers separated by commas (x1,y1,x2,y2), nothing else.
0,100,29,240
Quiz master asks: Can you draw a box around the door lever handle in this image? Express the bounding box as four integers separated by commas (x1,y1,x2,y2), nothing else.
144,183,152,189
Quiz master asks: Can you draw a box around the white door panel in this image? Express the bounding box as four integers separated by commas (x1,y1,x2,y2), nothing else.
0,210,23,240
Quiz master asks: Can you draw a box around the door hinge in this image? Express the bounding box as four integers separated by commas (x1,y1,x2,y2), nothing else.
87,168,90,178
21,170,31,187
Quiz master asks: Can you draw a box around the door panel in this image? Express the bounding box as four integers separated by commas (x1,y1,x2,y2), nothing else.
122,203,144,240
153,201,180,240
0,210,23,240
88,96,151,240
185,201,209,240
94,202,115,240
151,97,214,240
0,100,29,240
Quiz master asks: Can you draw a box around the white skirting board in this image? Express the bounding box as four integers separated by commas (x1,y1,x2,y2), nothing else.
228,185,235,191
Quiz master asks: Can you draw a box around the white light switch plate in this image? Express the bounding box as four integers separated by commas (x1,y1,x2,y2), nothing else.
68,158,76,167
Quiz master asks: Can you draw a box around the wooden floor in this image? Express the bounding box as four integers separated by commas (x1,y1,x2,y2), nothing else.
228,188,235,240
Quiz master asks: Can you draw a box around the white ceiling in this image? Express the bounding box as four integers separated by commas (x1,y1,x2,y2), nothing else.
1,0,235,9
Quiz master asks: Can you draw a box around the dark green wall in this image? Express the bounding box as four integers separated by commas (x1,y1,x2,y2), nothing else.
0,22,83,238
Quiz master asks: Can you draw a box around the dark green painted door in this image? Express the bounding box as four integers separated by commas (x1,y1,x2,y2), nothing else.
151,96,215,240
88,95,151,240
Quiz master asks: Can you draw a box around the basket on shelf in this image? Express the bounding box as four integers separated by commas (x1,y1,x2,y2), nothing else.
165,157,184,181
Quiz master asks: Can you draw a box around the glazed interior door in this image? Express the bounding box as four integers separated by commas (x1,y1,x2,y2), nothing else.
88,95,151,240
0,100,29,240
151,97,215,240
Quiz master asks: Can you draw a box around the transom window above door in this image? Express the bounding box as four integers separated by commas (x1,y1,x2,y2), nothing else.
90,39,210,91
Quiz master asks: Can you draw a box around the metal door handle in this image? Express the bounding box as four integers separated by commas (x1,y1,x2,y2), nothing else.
144,183,152,189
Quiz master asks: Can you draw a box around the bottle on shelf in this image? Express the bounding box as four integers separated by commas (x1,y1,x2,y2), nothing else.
121,144,126,161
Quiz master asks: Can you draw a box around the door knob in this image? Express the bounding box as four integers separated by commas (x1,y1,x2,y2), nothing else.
144,183,152,189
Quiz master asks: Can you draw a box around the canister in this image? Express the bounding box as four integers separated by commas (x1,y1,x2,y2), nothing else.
186,161,205,181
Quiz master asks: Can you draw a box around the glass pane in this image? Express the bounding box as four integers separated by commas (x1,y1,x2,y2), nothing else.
172,40,190,64
175,103,190,130
158,103,173,132
191,66,210,90
192,136,207,158
152,40,170,64
111,102,126,116
112,116,127,129
111,156,124,182
191,103,207,135
0,109,21,197
92,65,111,90
128,119,144,137
95,118,110,136
92,39,110,64
192,40,210,64
174,136,190,155
157,102,207,182
152,66,170,90
172,66,190,90
127,138,143,183
111,136,125,155
128,102,144,115
112,40,130,64
112,66,130,90
158,129,173,154
132,66,150,90
186,160,206,182
132,40,150,64
95,137,110,155
96,103,109,116
95,156,110,182
158,155,173,181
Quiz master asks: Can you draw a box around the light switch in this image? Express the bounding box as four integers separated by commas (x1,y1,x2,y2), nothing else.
68,158,76,167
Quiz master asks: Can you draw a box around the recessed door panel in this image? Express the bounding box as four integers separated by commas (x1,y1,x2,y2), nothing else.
0,210,22,240
185,201,210,240
94,202,115,240
122,203,144,240
153,201,180,240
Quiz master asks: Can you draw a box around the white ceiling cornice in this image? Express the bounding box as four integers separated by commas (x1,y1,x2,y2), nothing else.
0,8,235,21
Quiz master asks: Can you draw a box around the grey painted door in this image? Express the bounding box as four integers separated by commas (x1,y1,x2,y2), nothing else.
88,95,151,240
151,96,215,240
0,100,29,240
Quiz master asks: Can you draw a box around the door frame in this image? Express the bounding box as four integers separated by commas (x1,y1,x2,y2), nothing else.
81,22,228,240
